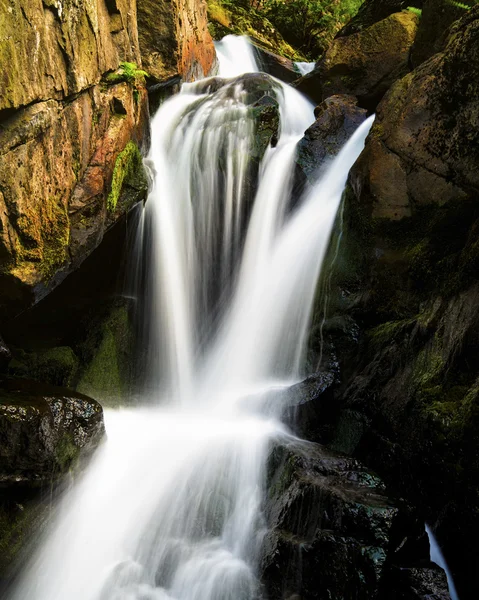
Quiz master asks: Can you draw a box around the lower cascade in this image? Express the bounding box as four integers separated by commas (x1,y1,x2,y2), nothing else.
9,38,373,600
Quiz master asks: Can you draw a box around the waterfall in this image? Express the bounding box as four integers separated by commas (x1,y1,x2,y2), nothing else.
9,37,373,600
294,62,316,76
425,524,460,600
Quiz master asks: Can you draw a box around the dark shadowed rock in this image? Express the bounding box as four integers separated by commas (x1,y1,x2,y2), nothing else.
296,95,367,183
411,0,472,67
0,338,11,373
0,378,105,487
319,7,479,596
253,46,298,84
261,439,447,599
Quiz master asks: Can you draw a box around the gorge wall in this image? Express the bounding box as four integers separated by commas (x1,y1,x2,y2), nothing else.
0,0,215,320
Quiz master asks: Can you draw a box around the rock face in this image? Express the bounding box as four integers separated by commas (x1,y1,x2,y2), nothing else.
411,0,472,67
261,438,449,599
318,7,479,597
137,0,216,83
0,0,141,113
0,0,153,319
296,10,419,109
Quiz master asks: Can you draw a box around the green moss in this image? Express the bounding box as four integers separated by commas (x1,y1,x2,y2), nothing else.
0,501,48,578
106,62,149,86
55,433,79,471
407,6,422,17
8,346,79,388
76,303,132,405
107,142,146,213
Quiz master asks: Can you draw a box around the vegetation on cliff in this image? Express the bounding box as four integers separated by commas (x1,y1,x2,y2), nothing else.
207,0,365,59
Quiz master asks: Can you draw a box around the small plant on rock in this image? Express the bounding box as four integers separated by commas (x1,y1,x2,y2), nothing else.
106,62,149,86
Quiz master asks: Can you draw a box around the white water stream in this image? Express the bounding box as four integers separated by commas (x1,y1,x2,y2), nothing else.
10,37,373,600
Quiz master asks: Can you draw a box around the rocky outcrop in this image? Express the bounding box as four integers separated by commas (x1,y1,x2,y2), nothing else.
411,0,472,67
253,46,298,84
0,0,152,319
261,438,449,599
137,0,216,83
296,10,419,110
296,95,367,183
0,378,104,582
337,0,422,37
311,7,479,598
0,0,141,113
0,378,104,486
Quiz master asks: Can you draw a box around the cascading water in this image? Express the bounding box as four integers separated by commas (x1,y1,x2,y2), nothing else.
9,37,373,600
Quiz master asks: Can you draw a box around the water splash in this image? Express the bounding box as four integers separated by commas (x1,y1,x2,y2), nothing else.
10,36,373,600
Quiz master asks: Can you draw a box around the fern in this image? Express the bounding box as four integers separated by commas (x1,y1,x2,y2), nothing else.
106,62,149,86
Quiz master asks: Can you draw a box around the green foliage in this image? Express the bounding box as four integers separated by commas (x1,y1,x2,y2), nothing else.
407,6,422,16
106,62,149,86
263,0,364,58
447,0,478,8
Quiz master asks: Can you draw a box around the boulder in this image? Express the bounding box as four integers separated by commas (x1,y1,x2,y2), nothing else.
261,439,448,599
337,0,423,37
351,6,479,222
296,95,367,183
0,378,105,487
137,0,217,83
253,46,298,84
295,11,419,109
411,0,473,67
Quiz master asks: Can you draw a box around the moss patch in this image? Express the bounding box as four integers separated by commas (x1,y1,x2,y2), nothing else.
107,142,146,213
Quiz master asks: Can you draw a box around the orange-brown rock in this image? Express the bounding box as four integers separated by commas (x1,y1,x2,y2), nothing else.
0,81,148,317
0,0,141,112
137,0,217,83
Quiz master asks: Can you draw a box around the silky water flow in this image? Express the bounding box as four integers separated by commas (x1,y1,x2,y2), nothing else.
10,37,374,600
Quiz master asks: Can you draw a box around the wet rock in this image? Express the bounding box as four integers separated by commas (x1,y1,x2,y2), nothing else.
279,372,337,442
0,378,105,487
296,95,367,183
253,46,298,84
262,440,395,599
295,11,419,110
382,564,451,599
137,0,217,83
262,439,450,599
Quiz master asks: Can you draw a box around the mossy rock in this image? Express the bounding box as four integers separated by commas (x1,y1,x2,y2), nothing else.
107,142,148,214
8,346,79,388
76,300,134,405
